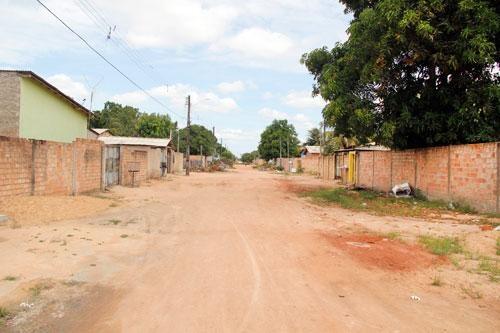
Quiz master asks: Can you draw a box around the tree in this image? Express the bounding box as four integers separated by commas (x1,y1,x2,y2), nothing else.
241,151,259,164
258,119,300,161
302,0,499,149
91,101,140,137
136,113,173,138
305,128,321,146
178,124,217,155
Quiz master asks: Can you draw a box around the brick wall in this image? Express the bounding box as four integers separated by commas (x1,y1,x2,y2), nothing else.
120,146,149,186
0,136,102,197
0,72,20,137
356,142,499,213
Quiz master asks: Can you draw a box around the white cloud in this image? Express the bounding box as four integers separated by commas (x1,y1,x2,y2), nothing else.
111,83,238,114
218,128,259,141
258,107,288,120
258,107,315,130
261,92,274,100
46,74,89,102
283,90,325,109
112,0,238,48
223,27,293,59
216,80,246,94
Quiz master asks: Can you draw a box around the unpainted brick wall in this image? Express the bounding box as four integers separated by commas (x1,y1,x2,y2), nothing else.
120,146,149,186
0,136,103,197
356,142,499,213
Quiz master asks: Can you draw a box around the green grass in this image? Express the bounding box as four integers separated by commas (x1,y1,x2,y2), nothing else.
496,238,500,256
301,187,472,217
418,236,463,256
478,258,500,282
385,231,401,240
0,307,10,319
431,275,443,286
120,234,128,238
29,282,51,297
3,276,17,281
109,219,121,225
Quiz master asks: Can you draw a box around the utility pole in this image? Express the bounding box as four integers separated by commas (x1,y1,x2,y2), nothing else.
186,95,191,176
287,137,290,172
200,145,203,167
279,136,282,168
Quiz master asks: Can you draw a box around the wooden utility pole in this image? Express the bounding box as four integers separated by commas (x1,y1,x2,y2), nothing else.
279,136,282,168
186,95,191,176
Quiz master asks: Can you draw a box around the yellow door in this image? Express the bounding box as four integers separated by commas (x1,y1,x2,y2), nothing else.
347,151,356,184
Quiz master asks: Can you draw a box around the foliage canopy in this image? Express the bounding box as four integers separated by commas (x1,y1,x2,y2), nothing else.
302,0,499,149
258,119,300,160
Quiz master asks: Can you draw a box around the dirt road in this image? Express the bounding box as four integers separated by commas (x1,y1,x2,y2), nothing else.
0,166,498,332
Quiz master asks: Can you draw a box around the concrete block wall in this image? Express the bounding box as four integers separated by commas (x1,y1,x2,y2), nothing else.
356,142,499,213
0,136,103,197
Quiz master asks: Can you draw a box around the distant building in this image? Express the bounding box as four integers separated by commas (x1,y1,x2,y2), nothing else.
0,70,91,143
300,145,321,157
88,128,112,139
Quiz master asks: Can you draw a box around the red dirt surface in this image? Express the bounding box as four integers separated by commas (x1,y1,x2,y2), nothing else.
322,233,447,271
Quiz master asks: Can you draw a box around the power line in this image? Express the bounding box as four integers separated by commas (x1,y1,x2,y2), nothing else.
36,0,185,120
77,0,167,87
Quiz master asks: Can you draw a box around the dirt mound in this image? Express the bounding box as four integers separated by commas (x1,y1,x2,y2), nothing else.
322,233,446,271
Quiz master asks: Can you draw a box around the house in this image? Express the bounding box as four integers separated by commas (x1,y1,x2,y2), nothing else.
0,70,91,143
88,128,112,139
98,136,181,187
300,145,321,157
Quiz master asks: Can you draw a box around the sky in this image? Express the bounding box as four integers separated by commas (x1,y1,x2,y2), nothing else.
1,0,351,155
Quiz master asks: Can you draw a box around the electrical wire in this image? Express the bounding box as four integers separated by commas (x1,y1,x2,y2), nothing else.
36,0,185,120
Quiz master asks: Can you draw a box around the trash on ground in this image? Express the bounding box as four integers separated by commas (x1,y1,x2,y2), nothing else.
409,295,421,301
392,183,411,197
0,214,9,224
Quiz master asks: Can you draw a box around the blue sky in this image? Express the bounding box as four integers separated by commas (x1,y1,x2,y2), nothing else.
1,0,350,155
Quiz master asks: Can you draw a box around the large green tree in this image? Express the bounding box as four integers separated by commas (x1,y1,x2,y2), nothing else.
136,113,173,138
241,151,259,164
304,127,321,146
258,120,300,161
178,124,217,155
302,0,499,149
91,101,140,137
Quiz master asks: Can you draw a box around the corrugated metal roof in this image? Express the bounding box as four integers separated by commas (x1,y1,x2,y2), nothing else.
99,136,171,147
0,70,91,116
92,128,110,135
305,146,321,154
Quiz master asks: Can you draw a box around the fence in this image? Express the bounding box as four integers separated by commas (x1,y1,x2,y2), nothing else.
274,142,499,213
0,136,102,197
355,142,499,213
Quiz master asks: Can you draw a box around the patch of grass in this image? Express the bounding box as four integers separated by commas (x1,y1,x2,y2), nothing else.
3,276,17,281
29,282,51,297
461,285,482,299
385,231,401,240
120,234,128,238
431,275,443,286
109,219,121,225
496,238,500,256
301,187,483,218
418,236,463,256
477,258,500,282
0,307,10,319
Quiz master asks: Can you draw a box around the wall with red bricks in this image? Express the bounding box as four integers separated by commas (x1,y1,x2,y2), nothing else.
0,136,102,197
355,142,499,213
120,146,149,186
74,139,102,193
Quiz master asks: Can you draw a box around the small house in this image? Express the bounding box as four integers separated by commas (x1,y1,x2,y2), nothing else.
300,145,321,157
0,70,91,143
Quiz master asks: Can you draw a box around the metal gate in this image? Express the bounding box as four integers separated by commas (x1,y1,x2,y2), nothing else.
105,146,120,187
